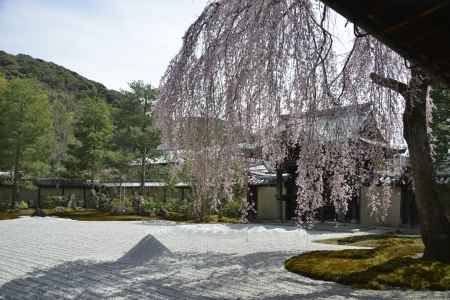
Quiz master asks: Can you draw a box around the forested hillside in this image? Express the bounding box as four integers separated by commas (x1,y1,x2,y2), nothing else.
0,50,120,103
0,50,160,207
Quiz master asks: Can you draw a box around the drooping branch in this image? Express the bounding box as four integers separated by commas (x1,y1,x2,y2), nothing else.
157,0,407,223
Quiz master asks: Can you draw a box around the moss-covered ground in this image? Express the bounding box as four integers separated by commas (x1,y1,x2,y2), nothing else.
49,209,158,221
285,234,450,290
0,208,240,223
0,209,34,220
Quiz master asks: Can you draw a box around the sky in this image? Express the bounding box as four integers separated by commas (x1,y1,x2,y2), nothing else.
0,0,210,90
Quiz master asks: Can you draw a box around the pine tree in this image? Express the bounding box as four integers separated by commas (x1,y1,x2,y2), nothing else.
112,81,160,195
64,96,113,184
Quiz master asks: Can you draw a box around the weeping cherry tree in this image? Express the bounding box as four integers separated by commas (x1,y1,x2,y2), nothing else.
157,0,450,261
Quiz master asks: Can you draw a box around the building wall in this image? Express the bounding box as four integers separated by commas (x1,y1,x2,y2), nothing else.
0,186,11,209
252,181,449,227
256,186,280,220
19,188,38,205
63,188,86,202
39,187,88,208
0,185,37,209
360,185,402,227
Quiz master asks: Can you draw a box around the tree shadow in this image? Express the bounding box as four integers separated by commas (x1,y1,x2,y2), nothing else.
0,234,424,299
342,256,450,290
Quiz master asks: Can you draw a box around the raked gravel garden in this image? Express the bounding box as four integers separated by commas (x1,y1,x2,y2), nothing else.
0,217,449,300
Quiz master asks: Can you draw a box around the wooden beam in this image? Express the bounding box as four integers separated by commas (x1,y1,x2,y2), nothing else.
383,1,449,34
319,0,450,86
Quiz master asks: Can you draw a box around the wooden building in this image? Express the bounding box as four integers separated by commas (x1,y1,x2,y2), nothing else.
34,179,94,208
33,179,191,209
247,103,425,227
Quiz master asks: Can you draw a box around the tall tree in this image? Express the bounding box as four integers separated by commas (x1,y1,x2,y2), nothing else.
48,91,77,176
0,77,55,208
371,68,450,262
112,81,160,195
157,0,450,261
64,96,113,183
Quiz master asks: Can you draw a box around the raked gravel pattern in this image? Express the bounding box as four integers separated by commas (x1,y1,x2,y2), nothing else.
0,217,449,300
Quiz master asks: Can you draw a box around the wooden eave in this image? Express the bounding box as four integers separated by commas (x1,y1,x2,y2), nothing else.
320,0,450,86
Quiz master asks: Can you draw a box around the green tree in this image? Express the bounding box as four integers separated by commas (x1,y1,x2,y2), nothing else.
431,86,450,163
0,77,55,208
112,81,160,195
0,73,7,93
64,96,113,183
47,91,77,176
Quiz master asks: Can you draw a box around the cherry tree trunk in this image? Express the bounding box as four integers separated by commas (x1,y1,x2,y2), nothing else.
371,68,450,262
403,69,450,262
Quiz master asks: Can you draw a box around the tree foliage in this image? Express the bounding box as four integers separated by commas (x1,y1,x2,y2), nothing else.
0,73,8,93
0,51,162,183
64,96,113,180
112,81,160,164
0,50,120,103
0,76,55,175
0,75,55,206
0,50,123,178
431,86,450,163
48,91,77,175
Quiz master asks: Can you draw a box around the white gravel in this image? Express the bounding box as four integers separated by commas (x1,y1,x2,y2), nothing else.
0,217,448,299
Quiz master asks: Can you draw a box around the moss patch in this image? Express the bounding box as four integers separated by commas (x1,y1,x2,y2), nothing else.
0,209,240,223
48,209,158,221
0,209,34,220
164,212,240,224
0,211,20,220
285,235,450,290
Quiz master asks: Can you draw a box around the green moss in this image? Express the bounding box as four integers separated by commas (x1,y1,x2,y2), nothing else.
201,214,240,224
285,235,450,290
48,209,157,221
0,208,241,223
0,211,20,220
165,212,240,224
0,209,34,220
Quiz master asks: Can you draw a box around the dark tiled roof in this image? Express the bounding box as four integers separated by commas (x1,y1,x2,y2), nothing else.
34,179,191,189
34,179,96,188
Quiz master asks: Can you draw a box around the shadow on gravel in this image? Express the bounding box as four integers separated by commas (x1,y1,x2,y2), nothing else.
0,234,412,300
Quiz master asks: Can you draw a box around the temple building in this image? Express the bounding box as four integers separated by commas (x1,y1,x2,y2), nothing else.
247,103,434,228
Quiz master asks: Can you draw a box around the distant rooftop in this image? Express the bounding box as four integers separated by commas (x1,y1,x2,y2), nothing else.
279,103,404,150
34,179,190,189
